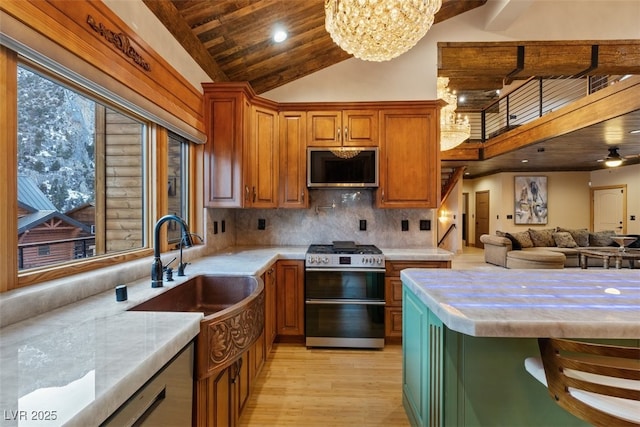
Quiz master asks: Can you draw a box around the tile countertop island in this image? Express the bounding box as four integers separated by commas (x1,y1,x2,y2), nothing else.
0,245,452,427
400,268,640,427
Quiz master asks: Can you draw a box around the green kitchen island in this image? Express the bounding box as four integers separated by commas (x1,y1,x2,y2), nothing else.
400,268,640,427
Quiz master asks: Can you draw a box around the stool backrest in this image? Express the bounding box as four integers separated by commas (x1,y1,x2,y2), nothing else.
538,338,640,427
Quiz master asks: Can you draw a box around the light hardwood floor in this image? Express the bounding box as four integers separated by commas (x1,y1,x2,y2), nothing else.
239,344,409,426
239,247,491,426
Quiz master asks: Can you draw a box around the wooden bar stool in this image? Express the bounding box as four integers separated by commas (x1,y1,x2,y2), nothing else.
525,338,640,427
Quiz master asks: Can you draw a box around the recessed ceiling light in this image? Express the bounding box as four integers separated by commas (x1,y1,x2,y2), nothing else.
630,129,640,134
273,29,287,43
458,95,466,103
521,159,528,163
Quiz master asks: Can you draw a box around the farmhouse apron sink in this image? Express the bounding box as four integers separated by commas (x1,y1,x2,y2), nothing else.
129,274,264,379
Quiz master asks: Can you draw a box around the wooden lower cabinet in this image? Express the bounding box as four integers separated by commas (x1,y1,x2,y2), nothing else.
385,260,451,341
196,350,249,427
275,260,305,340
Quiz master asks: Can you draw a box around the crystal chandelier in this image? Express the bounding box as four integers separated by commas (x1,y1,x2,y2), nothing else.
324,0,443,62
438,77,471,151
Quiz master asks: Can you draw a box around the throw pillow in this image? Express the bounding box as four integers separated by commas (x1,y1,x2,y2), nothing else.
528,228,556,247
589,230,616,247
504,233,522,250
509,231,533,248
553,232,578,248
557,227,590,247
496,230,506,237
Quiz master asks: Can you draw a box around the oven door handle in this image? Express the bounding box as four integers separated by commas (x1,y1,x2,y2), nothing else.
305,268,386,273
305,299,385,305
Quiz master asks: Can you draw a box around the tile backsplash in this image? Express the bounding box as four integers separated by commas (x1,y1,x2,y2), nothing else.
208,189,436,248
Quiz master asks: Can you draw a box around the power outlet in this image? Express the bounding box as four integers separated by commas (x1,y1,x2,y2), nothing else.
419,219,431,231
359,219,367,231
401,220,409,231
258,218,266,230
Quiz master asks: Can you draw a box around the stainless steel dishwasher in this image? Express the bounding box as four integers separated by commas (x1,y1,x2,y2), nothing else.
101,341,194,427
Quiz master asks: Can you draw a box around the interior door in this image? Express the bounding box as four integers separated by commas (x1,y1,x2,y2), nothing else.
474,190,490,248
592,186,626,233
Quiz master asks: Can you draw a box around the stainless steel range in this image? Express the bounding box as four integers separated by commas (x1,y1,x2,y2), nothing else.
305,241,385,349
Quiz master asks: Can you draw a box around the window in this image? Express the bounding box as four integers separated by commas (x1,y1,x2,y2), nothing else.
17,64,146,271
167,132,189,244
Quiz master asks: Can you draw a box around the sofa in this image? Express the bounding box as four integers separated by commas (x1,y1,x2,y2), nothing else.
480,228,639,268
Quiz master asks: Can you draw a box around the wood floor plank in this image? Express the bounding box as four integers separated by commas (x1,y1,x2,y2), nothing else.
239,344,410,426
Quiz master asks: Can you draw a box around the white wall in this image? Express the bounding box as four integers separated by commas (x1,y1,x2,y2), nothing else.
462,165,640,245
263,0,640,102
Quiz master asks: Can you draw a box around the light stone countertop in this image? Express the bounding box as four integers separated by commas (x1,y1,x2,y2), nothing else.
401,268,640,339
0,245,449,426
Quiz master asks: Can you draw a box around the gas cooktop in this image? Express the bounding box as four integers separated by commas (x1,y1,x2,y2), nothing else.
307,241,382,255
306,241,384,269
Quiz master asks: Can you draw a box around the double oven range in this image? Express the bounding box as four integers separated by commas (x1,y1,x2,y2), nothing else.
304,241,385,349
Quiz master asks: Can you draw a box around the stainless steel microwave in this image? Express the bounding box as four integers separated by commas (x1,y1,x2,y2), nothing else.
307,147,378,188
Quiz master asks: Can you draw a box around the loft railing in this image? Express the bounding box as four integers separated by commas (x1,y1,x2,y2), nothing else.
479,75,631,141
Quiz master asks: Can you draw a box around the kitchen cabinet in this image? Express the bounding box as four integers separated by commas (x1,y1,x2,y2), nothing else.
307,110,378,147
264,265,277,354
197,351,249,427
276,260,305,339
247,103,279,207
203,84,249,208
384,260,450,342
377,106,441,208
202,83,278,208
278,111,308,208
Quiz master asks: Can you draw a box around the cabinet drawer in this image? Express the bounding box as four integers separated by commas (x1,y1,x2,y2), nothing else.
385,260,450,276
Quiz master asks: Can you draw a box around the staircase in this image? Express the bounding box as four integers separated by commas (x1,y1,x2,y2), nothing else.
441,166,465,203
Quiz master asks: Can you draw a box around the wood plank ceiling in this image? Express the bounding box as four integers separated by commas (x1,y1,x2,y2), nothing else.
143,0,640,177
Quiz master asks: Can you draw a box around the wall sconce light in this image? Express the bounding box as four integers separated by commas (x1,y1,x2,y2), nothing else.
604,147,623,167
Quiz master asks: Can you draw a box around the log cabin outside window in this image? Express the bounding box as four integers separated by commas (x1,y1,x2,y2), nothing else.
17,64,146,271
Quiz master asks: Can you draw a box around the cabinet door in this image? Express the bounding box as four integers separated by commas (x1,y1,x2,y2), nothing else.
342,110,378,147
278,111,308,208
264,265,277,354
307,110,378,147
378,108,440,208
276,260,305,337
248,105,278,208
209,367,233,427
203,91,247,207
307,111,341,146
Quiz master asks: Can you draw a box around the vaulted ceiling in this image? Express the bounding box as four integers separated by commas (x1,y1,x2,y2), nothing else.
143,0,640,177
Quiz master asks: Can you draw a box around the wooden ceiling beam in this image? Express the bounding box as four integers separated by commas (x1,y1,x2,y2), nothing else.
142,0,229,82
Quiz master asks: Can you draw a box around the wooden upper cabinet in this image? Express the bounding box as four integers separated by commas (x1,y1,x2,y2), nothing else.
377,107,441,208
203,83,278,208
203,86,248,208
307,110,378,147
278,111,308,208
247,104,279,208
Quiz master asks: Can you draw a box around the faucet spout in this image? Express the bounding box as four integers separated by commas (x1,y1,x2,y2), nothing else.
151,214,192,288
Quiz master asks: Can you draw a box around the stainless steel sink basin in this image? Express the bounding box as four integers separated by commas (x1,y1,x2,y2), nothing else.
129,274,264,379
129,275,258,316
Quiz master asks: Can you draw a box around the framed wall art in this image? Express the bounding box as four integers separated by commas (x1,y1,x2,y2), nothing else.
514,176,548,224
